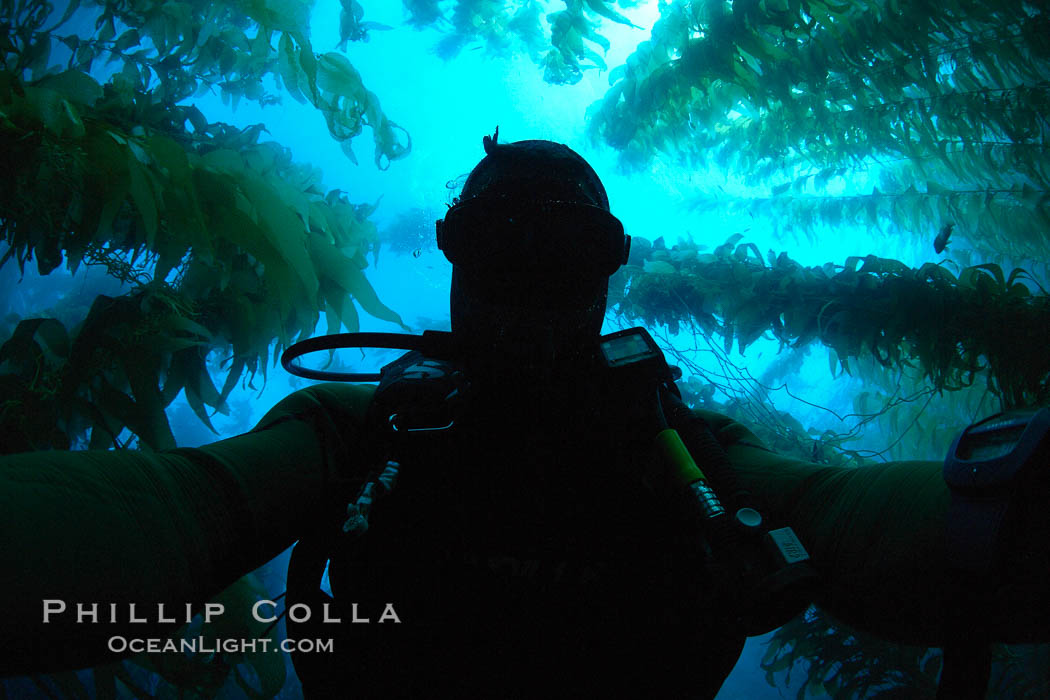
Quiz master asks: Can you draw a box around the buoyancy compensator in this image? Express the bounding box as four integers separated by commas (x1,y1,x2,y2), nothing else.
279,327,818,697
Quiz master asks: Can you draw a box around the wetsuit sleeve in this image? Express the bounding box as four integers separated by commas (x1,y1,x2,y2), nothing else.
0,382,375,676
692,409,1043,647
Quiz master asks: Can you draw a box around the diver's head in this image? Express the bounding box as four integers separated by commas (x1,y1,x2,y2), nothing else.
437,132,629,369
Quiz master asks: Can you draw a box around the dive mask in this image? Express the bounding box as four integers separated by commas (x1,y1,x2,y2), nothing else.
436,196,631,279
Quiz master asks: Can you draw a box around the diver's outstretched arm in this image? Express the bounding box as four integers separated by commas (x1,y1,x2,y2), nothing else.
0,383,375,676
695,409,1048,647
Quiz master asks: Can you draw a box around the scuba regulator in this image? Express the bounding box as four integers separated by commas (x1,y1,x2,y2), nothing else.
281,326,818,640
597,328,816,635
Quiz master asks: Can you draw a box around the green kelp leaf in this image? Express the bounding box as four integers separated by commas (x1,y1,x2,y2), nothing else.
762,636,783,665
346,140,363,166
123,357,177,451
35,69,103,105
969,263,1006,291
271,177,312,233
184,381,219,435
23,33,53,78
242,142,278,176
73,44,96,72
1019,182,1042,205
642,260,677,274
734,241,764,264
113,28,141,52
22,87,85,138
169,350,226,434
308,236,407,330
372,118,411,170
714,233,744,258
736,30,792,63
193,359,226,414
324,304,341,337
94,376,168,451
53,0,82,30
843,256,867,272
735,304,769,352
239,172,319,299
857,256,909,276
278,32,305,103
33,318,72,361
584,0,641,28
926,180,948,196
322,279,360,334
348,0,364,23
316,52,365,99
218,356,247,404
337,0,367,47
1006,267,1043,295
184,105,209,134
74,394,121,450
0,318,71,369
166,315,213,344
126,157,158,248
147,132,191,181
916,262,957,286
200,148,247,172
142,327,207,355
298,44,319,102
308,199,339,240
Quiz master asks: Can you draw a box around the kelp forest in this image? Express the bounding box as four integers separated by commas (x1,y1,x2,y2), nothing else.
1,0,1048,698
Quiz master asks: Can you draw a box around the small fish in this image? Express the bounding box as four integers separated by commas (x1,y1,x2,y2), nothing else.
412,248,422,258
934,222,954,253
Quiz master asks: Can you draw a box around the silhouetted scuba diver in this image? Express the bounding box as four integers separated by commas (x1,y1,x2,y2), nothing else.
1,133,1048,699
